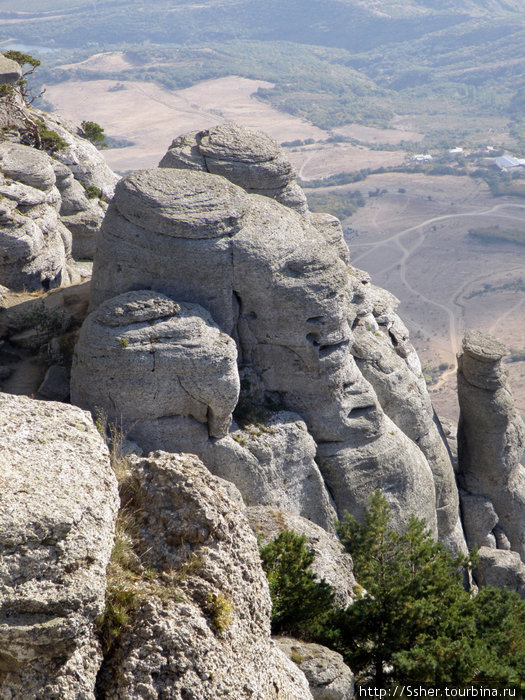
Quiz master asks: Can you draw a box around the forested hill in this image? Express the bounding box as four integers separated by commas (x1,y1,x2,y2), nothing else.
0,0,523,53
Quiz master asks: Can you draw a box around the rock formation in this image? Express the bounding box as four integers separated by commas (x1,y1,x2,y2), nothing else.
276,637,354,700
99,451,313,699
351,272,465,551
248,506,356,608
457,331,525,591
159,123,308,215
0,393,119,698
83,158,439,538
0,81,118,289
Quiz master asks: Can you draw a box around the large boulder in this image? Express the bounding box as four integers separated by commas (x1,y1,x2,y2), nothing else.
457,331,525,562
71,290,240,440
0,142,70,290
276,638,354,700
0,393,119,698
100,451,313,699
159,123,308,215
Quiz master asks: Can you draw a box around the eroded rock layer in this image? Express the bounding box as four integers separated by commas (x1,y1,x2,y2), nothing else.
0,393,118,698
83,162,440,538
100,452,313,699
458,331,525,569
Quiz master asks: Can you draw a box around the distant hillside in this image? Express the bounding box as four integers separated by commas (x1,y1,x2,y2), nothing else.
2,0,524,148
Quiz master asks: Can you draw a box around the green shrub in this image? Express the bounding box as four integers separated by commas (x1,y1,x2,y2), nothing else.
36,120,68,153
259,530,335,638
81,119,108,149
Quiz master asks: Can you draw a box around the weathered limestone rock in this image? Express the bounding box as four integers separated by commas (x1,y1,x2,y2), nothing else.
159,123,308,214
0,393,119,698
42,112,119,199
248,506,356,608
352,278,465,551
89,168,247,332
212,413,337,532
457,331,525,561
101,452,312,699
475,547,525,598
86,163,440,537
71,290,240,440
276,638,354,700
0,142,69,290
0,55,22,85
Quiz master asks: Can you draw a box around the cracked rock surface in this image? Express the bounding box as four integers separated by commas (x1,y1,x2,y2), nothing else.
0,392,118,698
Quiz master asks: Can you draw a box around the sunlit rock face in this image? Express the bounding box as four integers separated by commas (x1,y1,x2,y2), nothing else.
159,123,308,215
82,161,439,536
458,331,525,562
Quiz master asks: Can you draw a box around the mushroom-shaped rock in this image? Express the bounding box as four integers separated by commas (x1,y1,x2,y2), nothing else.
71,290,240,440
0,393,118,697
100,452,313,699
457,331,525,561
160,123,308,214
89,168,249,332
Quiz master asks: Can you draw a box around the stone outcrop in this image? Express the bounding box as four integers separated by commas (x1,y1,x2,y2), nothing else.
248,506,356,608
83,159,439,537
0,393,118,698
276,638,354,700
0,84,118,282
100,451,313,699
71,290,240,441
0,55,22,85
351,274,465,551
212,414,337,532
474,548,525,598
457,331,525,563
159,123,308,215
0,141,73,291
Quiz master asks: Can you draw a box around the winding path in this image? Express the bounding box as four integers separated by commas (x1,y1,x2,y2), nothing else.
350,201,525,368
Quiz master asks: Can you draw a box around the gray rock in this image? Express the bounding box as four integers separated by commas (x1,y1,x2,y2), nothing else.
212,413,337,532
101,451,313,699
352,281,465,551
460,492,498,550
160,123,308,214
276,638,354,700
86,160,441,537
310,212,350,265
0,54,22,84
0,147,68,291
41,112,119,199
71,290,240,440
61,204,106,260
89,169,247,332
248,506,357,608
457,331,525,561
0,393,119,697
475,547,525,598
37,364,70,401
0,140,56,191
